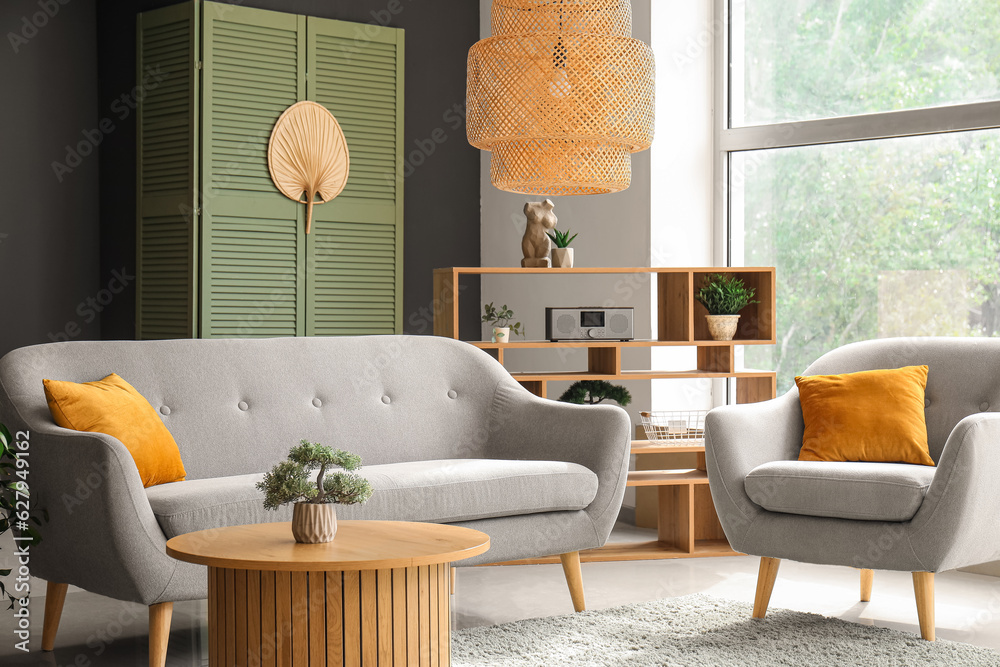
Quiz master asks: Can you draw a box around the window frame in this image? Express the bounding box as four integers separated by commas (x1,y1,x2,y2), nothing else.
714,0,1000,267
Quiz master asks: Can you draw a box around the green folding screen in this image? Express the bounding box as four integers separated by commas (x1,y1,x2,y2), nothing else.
137,1,404,339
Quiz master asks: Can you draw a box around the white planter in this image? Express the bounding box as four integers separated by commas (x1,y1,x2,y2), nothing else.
492,326,510,344
705,315,741,341
291,502,338,543
551,247,575,268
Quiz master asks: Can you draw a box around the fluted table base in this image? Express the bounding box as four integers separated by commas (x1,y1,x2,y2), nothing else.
208,563,452,666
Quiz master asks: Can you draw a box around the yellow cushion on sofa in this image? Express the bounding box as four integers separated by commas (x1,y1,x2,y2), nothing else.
43,373,186,487
795,365,934,466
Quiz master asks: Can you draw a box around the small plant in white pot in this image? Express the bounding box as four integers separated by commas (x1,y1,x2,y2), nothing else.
257,440,373,544
482,302,524,344
546,228,578,268
695,273,759,341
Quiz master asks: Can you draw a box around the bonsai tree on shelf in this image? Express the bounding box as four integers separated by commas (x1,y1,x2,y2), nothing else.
695,274,759,341
558,380,632,407
546,229,578,268
257,440,373,543
482,302,524,343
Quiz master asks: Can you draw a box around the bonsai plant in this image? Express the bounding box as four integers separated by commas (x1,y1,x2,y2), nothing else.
257,440,373,543
695,273,759,341
482,302,524,344
558,380,632,407
546,228,578,268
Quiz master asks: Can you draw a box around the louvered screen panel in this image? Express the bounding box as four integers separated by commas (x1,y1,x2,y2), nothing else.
205,213,301,338
307,19,404,335
200,5,306,337
309,217,398,335
203,8,304,195
137,2,197,339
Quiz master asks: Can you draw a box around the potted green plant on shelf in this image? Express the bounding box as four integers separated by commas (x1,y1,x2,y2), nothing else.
546,228,578,268
482,302,524,344
257,440,373,544
558,380,633,407
695,273,759,341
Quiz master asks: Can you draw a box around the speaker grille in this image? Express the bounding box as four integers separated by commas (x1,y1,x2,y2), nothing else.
610,313,629,333
557,314,576,333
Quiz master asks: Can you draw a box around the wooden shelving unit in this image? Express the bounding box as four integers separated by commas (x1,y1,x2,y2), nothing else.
433,267,777,562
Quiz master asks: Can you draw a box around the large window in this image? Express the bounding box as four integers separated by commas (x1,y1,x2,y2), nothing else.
724,0,1000,393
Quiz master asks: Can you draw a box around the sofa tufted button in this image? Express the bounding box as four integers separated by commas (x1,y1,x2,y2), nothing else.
238,401,249,411
381,395,391,405
924,398,930,408
312,398,323,408
448,390,458,399
160,406,171,416
981,401,990,411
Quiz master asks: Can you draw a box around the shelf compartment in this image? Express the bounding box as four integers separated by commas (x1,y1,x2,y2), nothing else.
692,269,776,343
627,469,709,487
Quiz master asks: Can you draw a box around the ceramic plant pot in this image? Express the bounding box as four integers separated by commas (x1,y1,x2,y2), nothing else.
705,314,740,341
291,502,338,543
551,247,575,268
492,326,510,344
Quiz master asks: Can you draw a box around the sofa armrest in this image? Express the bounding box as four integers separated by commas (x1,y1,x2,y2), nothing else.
908,413,1000,572
486,382,631,544
17,422,180,605
704,391,804,549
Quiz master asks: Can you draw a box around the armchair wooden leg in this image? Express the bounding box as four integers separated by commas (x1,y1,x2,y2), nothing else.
559,552,586,612
41,581,69,651
912,572,935,641
752,557,781,619
149,602,173,667
860,569,874,602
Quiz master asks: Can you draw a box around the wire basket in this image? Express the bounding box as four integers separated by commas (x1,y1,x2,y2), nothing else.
639,410,708,445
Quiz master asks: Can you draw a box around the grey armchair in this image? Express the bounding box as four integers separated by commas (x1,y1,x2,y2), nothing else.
705,337,1000,641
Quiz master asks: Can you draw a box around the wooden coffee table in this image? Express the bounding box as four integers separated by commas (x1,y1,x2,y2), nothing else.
166,520,490,667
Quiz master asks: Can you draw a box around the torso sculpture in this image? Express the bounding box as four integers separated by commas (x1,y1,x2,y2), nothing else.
522,199,557,268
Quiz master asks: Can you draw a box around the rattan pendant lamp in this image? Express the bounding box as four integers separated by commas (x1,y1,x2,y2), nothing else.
467,0,654,195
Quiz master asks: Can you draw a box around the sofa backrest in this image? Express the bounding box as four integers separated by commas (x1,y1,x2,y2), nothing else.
0,335,516,480
802,337,1000,463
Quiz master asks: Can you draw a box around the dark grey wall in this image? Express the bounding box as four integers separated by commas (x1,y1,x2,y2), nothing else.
97,0,482,341
0,0,101,357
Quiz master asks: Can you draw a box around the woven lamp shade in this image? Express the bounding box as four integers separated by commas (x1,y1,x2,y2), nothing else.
468,0,654,195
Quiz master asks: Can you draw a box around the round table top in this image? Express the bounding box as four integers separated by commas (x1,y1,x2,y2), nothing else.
165,520,491,572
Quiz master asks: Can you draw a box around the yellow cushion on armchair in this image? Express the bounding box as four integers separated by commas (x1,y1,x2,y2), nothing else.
795,365,934,466
43,373,186,487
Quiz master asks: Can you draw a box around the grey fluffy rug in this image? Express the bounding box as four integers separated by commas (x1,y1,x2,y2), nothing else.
451,594,1000,666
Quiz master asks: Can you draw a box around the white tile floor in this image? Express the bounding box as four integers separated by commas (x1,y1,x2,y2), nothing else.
2,523,999,665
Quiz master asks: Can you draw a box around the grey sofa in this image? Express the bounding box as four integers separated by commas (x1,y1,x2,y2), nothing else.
0,335,631,665
705,337,1000,641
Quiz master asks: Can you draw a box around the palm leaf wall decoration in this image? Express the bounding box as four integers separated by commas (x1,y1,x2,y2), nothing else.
267,101,350,234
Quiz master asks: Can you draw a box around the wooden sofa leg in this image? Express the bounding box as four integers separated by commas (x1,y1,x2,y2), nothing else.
42,581,69,651
149,602,173,667
559,552,586,612
752,557,781,619
860,569,874,602
912,571,935,641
